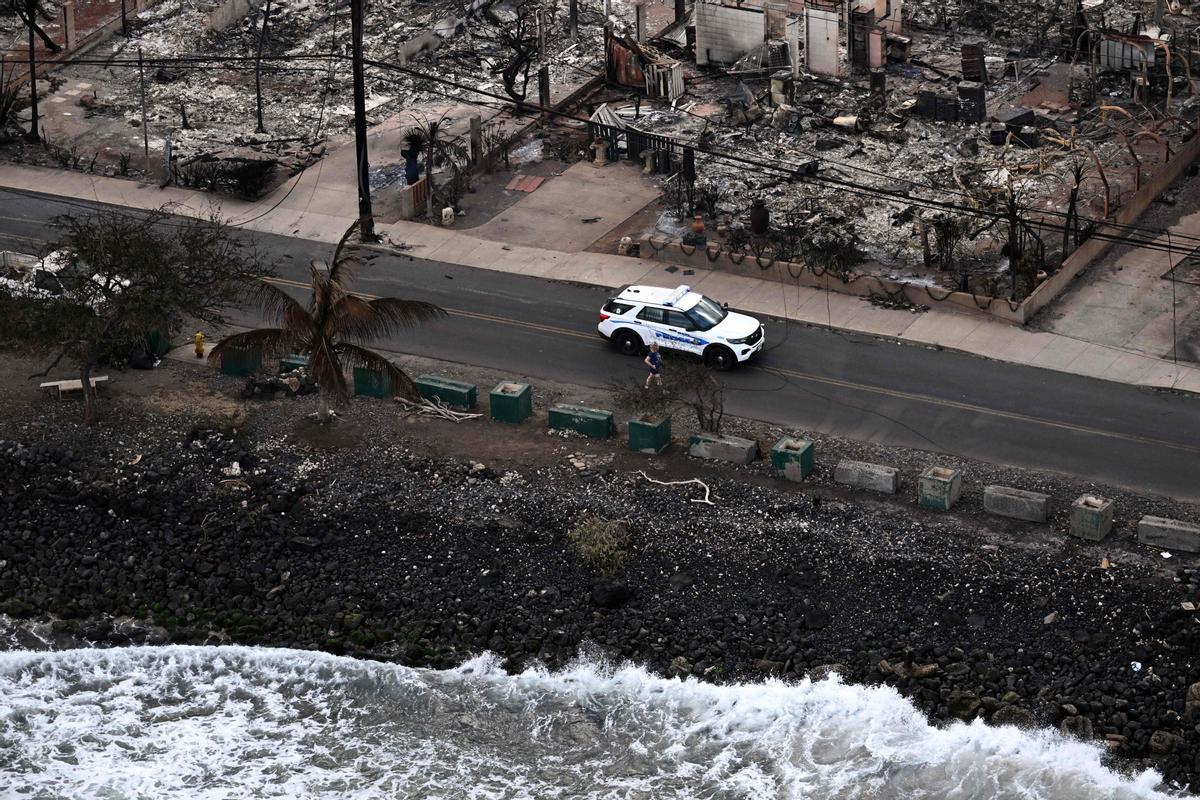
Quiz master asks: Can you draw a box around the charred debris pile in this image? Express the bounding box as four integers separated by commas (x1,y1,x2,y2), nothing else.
10,0,626,194
594,0,1200,296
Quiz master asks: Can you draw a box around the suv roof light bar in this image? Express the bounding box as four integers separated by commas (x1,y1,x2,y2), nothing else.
662,285,691,307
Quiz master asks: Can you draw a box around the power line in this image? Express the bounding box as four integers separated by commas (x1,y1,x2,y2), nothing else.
361,56,1200,259
24,47,1200,254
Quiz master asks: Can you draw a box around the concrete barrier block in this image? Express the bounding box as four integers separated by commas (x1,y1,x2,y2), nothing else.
353,366,391,398
688,433,757,464
549,404,614,439
1138,516,1200,553
918,466,962,510
416,374,477,409
1069,495,1114,541
834,460,898,494
628,416,671,454
770,437,814,482
984,485,1049,522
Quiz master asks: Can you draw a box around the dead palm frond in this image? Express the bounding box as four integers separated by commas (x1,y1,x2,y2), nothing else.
209,221,446,420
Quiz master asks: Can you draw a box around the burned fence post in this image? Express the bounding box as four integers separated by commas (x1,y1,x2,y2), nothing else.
63,1,76,51
469,114,482,167
570,0,579,40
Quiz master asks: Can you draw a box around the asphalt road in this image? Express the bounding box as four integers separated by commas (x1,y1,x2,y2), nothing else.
3,189,1199,500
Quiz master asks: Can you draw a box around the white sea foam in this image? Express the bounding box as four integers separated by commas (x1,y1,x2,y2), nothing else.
0,646,1177,799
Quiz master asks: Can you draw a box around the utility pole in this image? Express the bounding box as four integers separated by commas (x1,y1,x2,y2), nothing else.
254,0,273,134
25,0,39,143
536,7,550,115
350,0,375,240
138,47,150,171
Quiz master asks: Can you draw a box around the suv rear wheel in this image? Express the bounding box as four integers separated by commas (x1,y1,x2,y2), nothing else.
614,330,643,356
704,345,736,371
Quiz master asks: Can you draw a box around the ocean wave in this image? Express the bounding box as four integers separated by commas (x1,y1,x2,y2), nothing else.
0,646,1174,799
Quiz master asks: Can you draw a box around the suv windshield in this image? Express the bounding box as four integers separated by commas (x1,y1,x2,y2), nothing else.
686,296,727,331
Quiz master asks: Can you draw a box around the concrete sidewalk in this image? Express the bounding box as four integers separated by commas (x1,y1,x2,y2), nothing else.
4,160,1200,396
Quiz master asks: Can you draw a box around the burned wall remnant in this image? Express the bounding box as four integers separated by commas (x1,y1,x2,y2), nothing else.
695,1,765,66
804,6,840,76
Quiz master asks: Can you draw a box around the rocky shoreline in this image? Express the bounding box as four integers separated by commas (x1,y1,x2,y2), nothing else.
2,401,1200,793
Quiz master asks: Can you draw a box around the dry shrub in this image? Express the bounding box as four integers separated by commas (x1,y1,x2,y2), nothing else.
142,386,247,430
568,515,629,576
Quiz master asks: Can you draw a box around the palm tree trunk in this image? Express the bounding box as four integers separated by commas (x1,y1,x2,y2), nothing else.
317,391,332,423
80,361,97,426
426,138,436,219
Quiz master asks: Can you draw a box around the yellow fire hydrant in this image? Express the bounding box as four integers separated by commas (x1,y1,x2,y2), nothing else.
193,331,205,359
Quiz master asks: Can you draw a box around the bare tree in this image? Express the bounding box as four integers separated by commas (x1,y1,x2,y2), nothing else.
610,354,726,434
478,0,541,108
20,209,268,425
3,0,62,54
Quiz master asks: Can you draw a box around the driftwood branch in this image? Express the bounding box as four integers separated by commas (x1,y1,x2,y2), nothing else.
636,470,716,505
395,396,482,423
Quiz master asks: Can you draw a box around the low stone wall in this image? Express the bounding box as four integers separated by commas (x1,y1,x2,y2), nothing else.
638,131,1200,327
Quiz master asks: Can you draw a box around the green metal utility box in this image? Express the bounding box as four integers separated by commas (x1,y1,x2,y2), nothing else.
771,437,814,481
490,382,532,423
549,404,614,439
353,366,391,398
918,466,963,511
416,374,477,409
219,344,262,377
628,416,671,454
279,354,309,373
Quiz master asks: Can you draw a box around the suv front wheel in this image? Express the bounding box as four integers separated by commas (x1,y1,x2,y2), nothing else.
614,330,643,356
704,345,736,371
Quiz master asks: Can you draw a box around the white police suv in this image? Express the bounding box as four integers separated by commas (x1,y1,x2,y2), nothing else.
598,284,764,370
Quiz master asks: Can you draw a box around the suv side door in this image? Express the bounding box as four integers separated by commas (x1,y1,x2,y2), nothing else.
664,310,707,354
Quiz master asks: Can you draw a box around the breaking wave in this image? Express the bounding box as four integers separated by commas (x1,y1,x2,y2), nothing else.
0,646,1174,799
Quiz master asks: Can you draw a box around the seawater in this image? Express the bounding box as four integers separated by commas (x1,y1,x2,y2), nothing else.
0,645,1176,799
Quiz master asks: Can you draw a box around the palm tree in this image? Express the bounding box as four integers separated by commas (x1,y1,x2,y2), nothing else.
403,113,469,218
210,222,446,421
